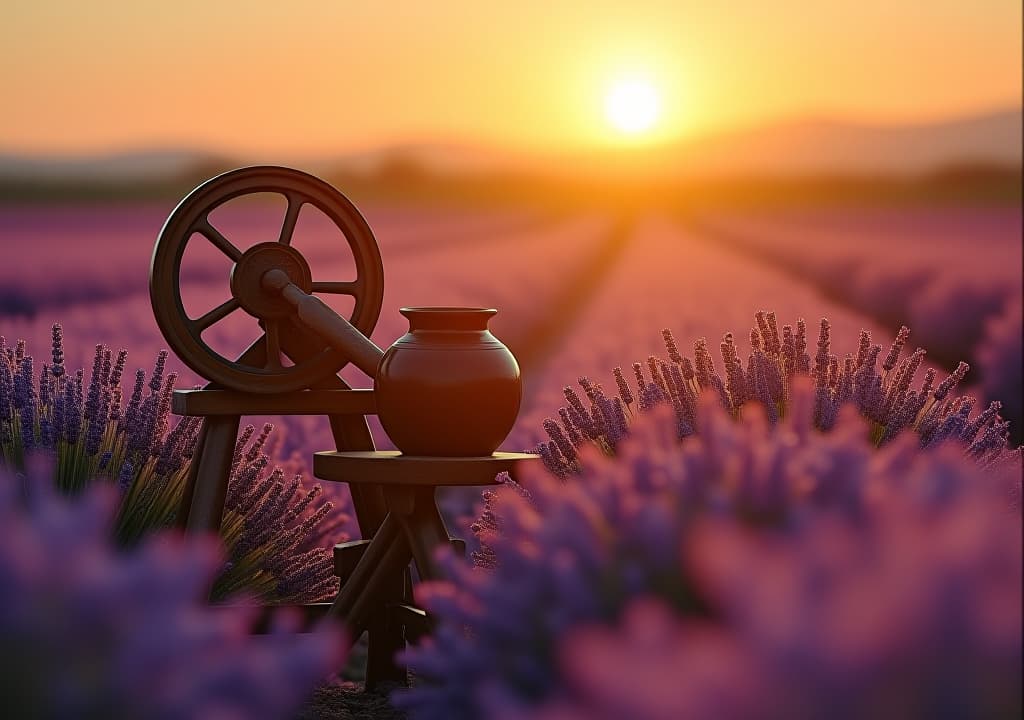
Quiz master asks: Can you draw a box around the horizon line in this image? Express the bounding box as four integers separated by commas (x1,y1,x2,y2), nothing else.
1,103,1020,163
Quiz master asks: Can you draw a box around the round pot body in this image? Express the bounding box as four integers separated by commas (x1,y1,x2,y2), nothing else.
375,307,521,456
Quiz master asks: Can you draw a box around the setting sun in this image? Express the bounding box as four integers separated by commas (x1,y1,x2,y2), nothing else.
605,77,661,135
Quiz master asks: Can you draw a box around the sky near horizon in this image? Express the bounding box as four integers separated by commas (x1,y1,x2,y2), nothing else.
2,1,1021,157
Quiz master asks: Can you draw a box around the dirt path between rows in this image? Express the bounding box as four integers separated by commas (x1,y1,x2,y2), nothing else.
510,213,636,376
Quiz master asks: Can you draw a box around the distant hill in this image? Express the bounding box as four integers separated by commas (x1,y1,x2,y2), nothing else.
0,149,223,181
0,108,1020,185
662,108,1023,178
327,108,1023,179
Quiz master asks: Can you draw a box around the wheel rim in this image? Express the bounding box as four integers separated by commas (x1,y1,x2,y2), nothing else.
150,166,384,393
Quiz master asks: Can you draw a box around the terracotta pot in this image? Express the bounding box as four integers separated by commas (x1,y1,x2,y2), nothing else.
375,307,522,456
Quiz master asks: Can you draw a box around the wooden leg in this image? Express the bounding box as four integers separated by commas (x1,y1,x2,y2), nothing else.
184,415,240,535
344,533,411,640
394,487,451,582
365,567,409,689
175,335,266,531
332,532,410,685
328,414,388,536
175,420,208,529
329,514,402,621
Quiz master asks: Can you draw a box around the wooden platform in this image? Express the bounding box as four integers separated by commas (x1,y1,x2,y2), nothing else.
313,450,539,486
312,450,538,650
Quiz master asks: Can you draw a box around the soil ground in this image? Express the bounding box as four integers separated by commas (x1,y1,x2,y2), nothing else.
297,681,407,720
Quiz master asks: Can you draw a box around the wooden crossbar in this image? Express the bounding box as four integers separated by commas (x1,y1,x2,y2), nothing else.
172,388,376,417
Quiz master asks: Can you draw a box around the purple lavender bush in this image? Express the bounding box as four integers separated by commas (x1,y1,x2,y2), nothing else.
536,312,1018,479
397,394,1022,720
0,461,344,718
519,511,1020,720
0,325,340,603
509,451,1022,720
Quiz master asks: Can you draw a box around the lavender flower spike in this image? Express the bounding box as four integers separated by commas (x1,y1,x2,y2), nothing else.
50,323,65,378
613,367,634,407
882,325,911,372
934,361,970,401
662,328,684,364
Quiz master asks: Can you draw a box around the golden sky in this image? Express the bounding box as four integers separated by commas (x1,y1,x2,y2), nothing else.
2,1,1021,156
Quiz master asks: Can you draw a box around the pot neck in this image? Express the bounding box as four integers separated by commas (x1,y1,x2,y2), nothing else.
400,307,497,332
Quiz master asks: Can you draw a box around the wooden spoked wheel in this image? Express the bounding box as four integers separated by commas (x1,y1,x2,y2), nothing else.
150,166,384,393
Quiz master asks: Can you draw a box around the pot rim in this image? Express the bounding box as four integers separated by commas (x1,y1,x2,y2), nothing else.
400,306,497,315
398,306,499,331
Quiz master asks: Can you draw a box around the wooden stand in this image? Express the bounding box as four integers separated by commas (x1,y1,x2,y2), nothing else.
313,451,538,686
151,168,539,688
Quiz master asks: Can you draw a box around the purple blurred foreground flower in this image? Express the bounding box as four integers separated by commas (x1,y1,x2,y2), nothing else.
0,326,340,603
519,479,1022,720
396,393,1022,720
0,462,343,719
538,312,1019,479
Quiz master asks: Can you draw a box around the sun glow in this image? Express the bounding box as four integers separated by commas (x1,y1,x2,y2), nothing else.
604,77,661,135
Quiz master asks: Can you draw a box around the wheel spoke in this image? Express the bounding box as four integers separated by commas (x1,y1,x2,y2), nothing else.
279,192,304,245
231,335,270,370
311,281,360,295
264,321,283,370
193,297,240,331
196,219,243,262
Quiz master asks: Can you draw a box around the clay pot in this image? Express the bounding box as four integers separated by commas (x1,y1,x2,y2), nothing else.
375,307,521,456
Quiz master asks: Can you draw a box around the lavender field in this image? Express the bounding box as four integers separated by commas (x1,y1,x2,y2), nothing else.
1,194,1021,719
2,198,1020,511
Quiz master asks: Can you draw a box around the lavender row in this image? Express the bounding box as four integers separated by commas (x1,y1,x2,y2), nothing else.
537,312,1016,480
0,200,540,318
0,326,340,603
690,205,1022,425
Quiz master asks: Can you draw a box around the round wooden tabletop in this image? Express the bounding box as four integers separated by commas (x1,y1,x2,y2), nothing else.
312,450,539,486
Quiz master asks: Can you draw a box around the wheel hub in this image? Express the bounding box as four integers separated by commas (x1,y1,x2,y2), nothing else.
230,242,313,320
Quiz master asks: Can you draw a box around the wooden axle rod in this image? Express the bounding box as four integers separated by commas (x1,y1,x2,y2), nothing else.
262,268,384,378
